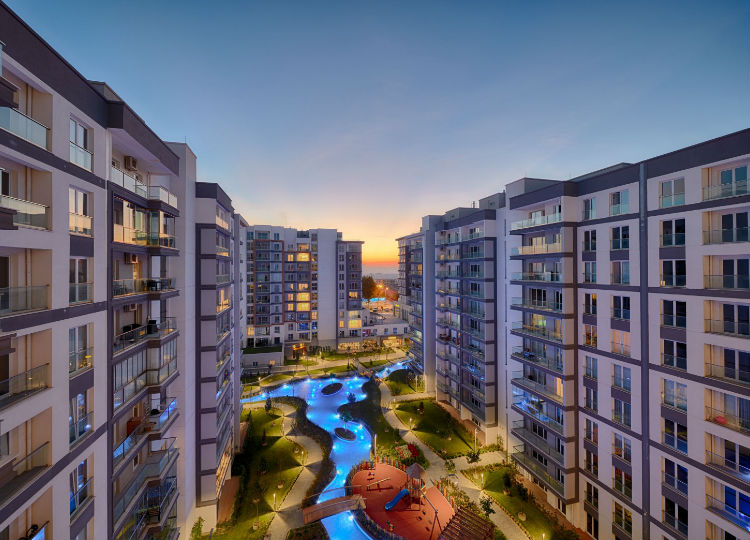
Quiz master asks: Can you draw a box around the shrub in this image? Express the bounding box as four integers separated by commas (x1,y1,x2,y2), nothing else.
190,517,204,540
466,449,480,463
480,495,495,518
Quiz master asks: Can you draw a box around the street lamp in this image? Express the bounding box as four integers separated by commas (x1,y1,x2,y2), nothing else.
273,492,277,512
374,434,377,455
474,428,478,452
481,472,484,489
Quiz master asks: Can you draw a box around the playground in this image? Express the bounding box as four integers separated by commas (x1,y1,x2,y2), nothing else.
349,461,454,540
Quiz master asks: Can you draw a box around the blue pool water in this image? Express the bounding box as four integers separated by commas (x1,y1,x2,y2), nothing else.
241,362,405,540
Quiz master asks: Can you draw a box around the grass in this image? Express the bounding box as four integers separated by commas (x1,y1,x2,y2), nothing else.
284,356,318,367
243,344,283,354
319,347,396,362
394,399,475,458
464,465,555,540
385,368,423,396
338,379,429,468
212,408,304,540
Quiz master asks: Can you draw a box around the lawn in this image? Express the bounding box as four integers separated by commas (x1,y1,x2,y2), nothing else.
394,400,475,458
385,368,423,396
211,408,304,540
464,465,556,540
284,356,318,367
337,379,429,468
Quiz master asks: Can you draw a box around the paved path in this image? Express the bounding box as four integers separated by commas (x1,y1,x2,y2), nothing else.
378,382,528,540
245,402,324,540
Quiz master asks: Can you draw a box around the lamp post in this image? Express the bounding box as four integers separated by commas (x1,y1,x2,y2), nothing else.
481,472,484,489
474,428,478,452
373,434,377,455
273,492,277,512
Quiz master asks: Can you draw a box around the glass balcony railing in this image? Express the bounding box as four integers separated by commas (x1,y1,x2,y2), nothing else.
612,375,631,393
703,227,749,244
660,274,686,288
659,193,685,208
511,296,563,313
609,203,629,216
512,393,564,434
146,358,177,386
217,274,230,284
663,472,688,495
583,273,596,284
69,347,93,376
662,511,688,536
70,477,93,518
704,362,750,386
661,353,687,370
436,236,461,245
112,400,178,470
0,442,50,508
69,282,92,305
0,285,48,316
660,314,686,328
111,166,147,197
113,318,177,355
612,308,630,320
510,271,562,283
436,287,460,296
512,451,564,496
0,195,49,229
613,477,632,499
511,322,563,343
511,371,563,403
462,251,485,259
705,406,750,434
612,514,633,537
69,411,93,447
436,318,461,330
69,213,93,236
705,449,750,480
663,431,688,454
113,225,176,248
611,273,630,285
511,213,562,231
69,141,92,171
511,420,565,465
0,107,49,148
511,243,563,256
704,318,750,338
216,245,230,257
112,277,176,297
0,364,49,411
706,493,750,530
147,185,178,208
611,341,631,357
704,274,750,290
703,181,749,201
511,346,564,373
660,233,685,247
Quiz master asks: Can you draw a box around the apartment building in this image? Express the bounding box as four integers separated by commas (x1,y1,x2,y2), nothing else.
0,6,245,539
396,232,424,373
243,226,363,362
400,129,749,540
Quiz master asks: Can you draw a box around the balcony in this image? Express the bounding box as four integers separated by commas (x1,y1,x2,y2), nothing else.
69,141,92,171
512,450,564,497
0,107,48,148
436,236,461,245
705,449,750,484
661,353,687,371
511,322,563,343
436,286,460,296
113,318,177,355
510,213,562,231
705,362,750,387
704,228,749,245
659,193,685,208
0,364,49,411
69,476,93,518
217,273,230,284
69,212,93,236
706,493,750,530
0,285,48,316
148,185,178,208
511,296,562,313
0,442,49,510
463,306,487,319
662,510,688,537
705,406,750,434
703,181,749,201
511,242,563,256
511,371,563,404
510,271,562,283
113,225,176,249
436,271,460,279
462,251,485,259
69,282,92,305
512,393,564,434
69,411,93,447
582,273,596,284
437,382,459,400
113,278,176,298
463,344,485,360
436,318,460,330
0,195,50,229
511,346,563,373
663,431,688,454
112,400,179,469
111,165,147,197
510,421,564,465
462,326,486,339
704,274,750,290
69,347,93,377
663,472,688,495
704,318,749,339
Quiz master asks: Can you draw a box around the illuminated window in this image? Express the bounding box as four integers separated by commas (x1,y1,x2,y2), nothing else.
297,252,310,261
349,320,362,329
297,303,310,311
339,321,344,328
348,291,359,299
297,293,310,301
287,303,294,311
287,293,294,301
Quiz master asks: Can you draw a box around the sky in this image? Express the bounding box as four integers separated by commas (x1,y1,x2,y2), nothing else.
8,0,748,275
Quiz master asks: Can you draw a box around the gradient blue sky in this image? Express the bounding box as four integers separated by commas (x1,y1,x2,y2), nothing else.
8,0,748,274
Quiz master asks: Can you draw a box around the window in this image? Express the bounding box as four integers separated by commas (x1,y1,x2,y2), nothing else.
661,218,685,246
660,178,685,208
584,419,598,443
614,467,632,499
69,118,92,170
583,230,596,251
586,512,599,539
663,458,688,494
69,392,90,445
584,262,596,283
611,329,630,357
661,299,686,328
583,198,596,220
68,187,92,236
611,261,630,285
583,324,597,347
614,433,631,463
585,482,599,508
69,325,91,375
613,398,631,427
709,210,750,244
69,258,91,304
584,387,598,412
611,226,629,250
663,497,688,535
613,365,631,392
584,355,598,379
610,190,629,216
662,339,687,370
661,259,686,287
69,459,91,516
613,502,633,534
663,418,688,453
583,293,597,316
612,296,630,320
584,449,598,475
663,380,687,411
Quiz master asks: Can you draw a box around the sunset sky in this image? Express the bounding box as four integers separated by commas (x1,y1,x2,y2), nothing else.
9,0,748,275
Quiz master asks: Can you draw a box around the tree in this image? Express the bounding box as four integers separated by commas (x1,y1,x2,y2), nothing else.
480,496,495,519
362,275,377,299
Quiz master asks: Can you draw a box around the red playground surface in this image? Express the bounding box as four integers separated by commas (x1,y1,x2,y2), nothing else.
351,464,455,540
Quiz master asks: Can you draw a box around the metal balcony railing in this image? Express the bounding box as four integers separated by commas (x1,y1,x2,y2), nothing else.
704,318,750,338
511,371,563,403
69,411,93,447
511,322,563,343
705,449,750,480
511,346,564,373
112,277,176,297
706,493,750,530
705,362,750,386
705,405,750,434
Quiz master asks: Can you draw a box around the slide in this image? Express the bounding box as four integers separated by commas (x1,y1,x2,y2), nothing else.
385,489,409,511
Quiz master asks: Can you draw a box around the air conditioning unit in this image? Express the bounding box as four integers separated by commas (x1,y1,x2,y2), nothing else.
124,156,138,171
123,303,137,312
112,158,121,169
124,253,138,264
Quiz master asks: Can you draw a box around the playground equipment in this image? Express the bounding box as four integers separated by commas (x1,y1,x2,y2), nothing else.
385,489,409,511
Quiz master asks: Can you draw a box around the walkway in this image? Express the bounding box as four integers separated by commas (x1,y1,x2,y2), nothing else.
244,402,324,540
378,382,528,540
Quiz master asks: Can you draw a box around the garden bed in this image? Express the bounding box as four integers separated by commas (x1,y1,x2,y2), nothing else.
334,427,357,441
321,382,343,395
